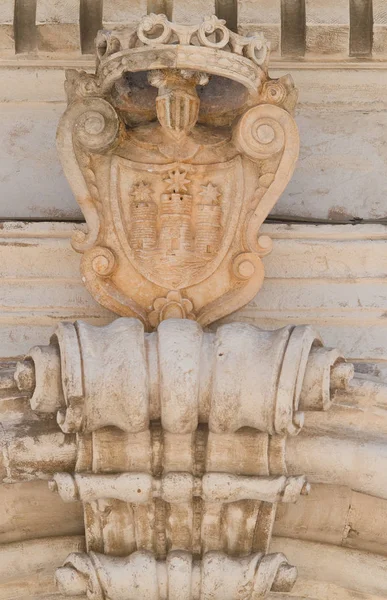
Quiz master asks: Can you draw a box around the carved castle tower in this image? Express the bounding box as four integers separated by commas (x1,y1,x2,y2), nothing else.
195,183,223,255
195,204,222,255
129,182,158,250
159,192,194,253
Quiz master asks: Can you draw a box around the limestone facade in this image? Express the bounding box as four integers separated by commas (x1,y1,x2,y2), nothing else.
1,3,387,600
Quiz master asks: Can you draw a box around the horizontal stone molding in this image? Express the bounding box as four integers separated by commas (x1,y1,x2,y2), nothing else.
2,0,387,60
1,535,387,599
2,96,387,222
0,221,386,363
270,537,387,599
2,481,387,557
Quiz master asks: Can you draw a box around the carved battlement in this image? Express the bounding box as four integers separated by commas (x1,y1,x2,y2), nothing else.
129,187,224,257
130,201,158,250
196,204,222,254
160,193,193,217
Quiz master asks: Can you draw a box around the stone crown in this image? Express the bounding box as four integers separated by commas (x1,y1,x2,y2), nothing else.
95,13,270,75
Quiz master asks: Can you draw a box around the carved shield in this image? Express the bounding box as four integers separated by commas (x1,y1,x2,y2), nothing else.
110,156,244,289
56,13,300,328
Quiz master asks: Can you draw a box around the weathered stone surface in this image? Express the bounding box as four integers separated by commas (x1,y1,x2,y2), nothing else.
56,14,298,328
3,69,387,220
0,104,80,220
237,0,280,54
1,7,387,600
36,0,79,53
305,0,350,57
56,550,297,599
0,1,14,55
3,0,386,60
273,107,387,220
103,0,147,25
172,0,216,23
1,221,387,362
373,0,387,57
1,313,386,599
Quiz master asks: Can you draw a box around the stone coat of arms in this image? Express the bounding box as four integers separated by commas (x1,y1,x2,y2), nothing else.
57,14,299,329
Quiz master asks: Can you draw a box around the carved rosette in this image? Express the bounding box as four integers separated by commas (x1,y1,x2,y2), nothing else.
57,14,299,331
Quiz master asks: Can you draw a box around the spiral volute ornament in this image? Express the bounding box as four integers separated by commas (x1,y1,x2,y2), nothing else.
245,34,268,66
137,13,173,45
198,15,230,48
233,103,296,160
83,246,116,278
233,252,262,281
73,98,119,153
261,80,287,106
56,551,297,599
95,31,122,61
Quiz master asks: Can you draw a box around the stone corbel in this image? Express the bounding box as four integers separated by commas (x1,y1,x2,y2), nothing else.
56,550,297,600
2,316,387,598
15,319,353,437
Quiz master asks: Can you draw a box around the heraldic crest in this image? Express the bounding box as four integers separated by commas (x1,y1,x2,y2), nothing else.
57,13,299,329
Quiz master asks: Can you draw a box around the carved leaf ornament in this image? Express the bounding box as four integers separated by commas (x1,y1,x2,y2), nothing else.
57,13,299,330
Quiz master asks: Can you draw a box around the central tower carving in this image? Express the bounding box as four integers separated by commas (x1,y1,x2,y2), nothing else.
57,13,299,329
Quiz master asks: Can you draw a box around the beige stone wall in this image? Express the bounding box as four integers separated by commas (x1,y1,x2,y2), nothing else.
1,0,387,220
0,221,386,371
1,5,387,600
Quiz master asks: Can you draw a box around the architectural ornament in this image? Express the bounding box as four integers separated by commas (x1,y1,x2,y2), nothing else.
2,317,355,598
57,13,299,330
1,12,376,600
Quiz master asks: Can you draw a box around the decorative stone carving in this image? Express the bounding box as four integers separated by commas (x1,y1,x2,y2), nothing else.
14,319,353,437
3,13,380,600
50,472,309,504
57,14,299,330
3,311,387,598
1,316,357,598
56,550,297,600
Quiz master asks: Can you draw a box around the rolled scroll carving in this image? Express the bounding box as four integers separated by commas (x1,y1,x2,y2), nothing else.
56,550,297,600
15,319,354,436
50,472,309,505
57,14,299,329
3,14,360,597
4,317,359,598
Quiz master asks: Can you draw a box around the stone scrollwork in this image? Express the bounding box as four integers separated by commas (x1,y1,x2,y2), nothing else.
72,99,120,154
57,13,299,330
56,550,297,600
14,319,353,436
0,317,361,598
0,12,358,600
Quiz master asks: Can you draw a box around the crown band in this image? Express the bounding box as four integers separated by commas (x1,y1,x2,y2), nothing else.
94,14,270,96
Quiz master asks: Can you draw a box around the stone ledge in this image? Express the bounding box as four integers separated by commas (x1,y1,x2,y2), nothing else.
0,221,386,362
